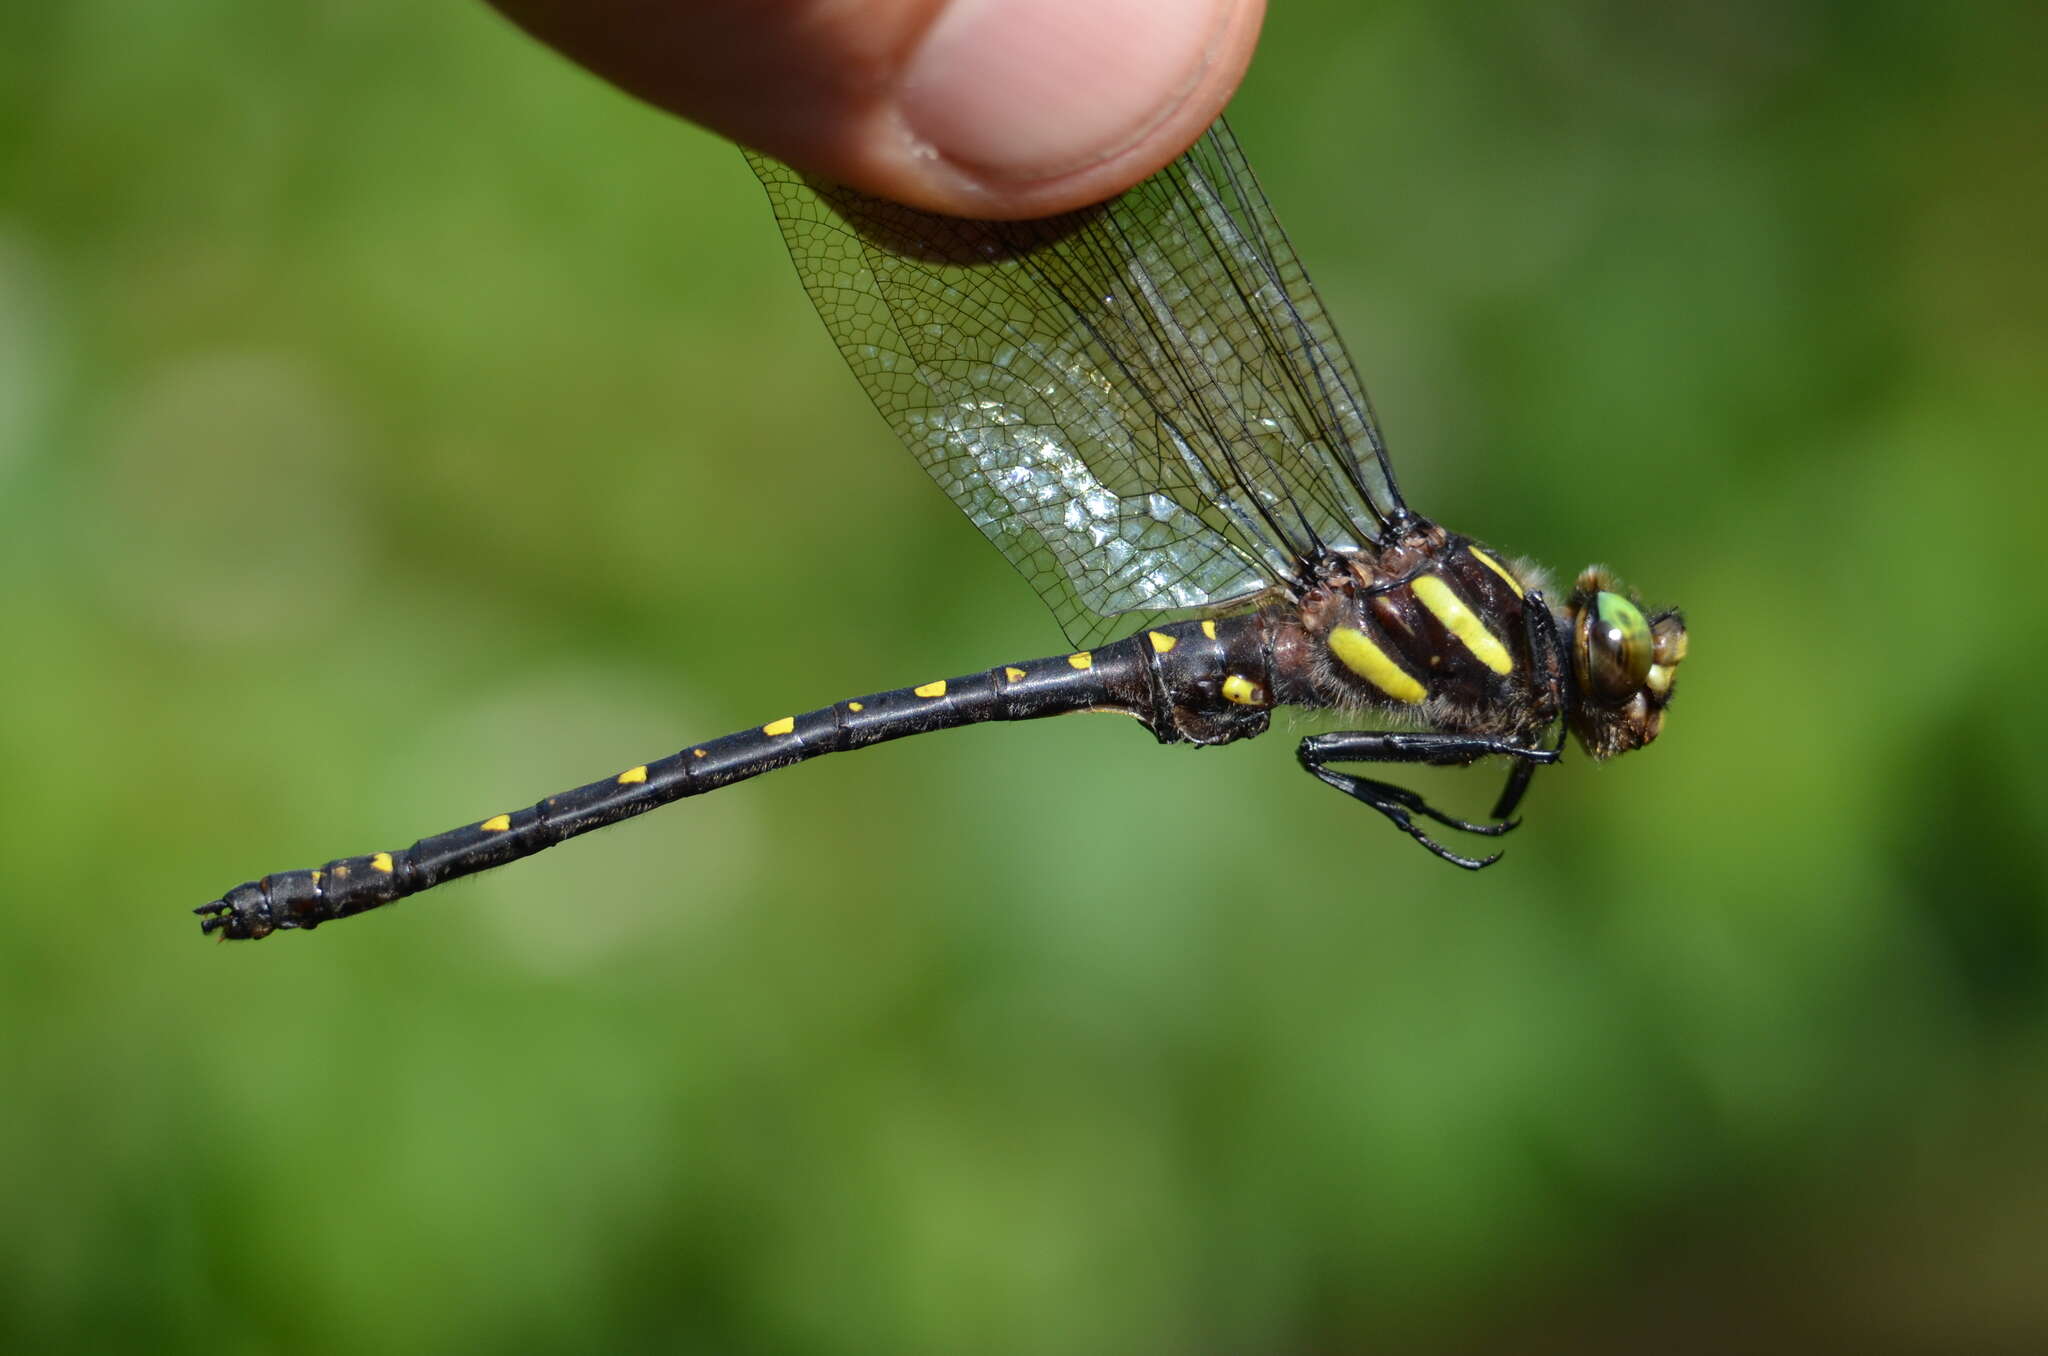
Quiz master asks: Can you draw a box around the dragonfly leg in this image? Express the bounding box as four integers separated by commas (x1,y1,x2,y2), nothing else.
1491,588,1573,822
1296,732,1560,870
1490,758,1538,823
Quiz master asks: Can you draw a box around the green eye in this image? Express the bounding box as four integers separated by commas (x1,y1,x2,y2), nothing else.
1578,591,1653,702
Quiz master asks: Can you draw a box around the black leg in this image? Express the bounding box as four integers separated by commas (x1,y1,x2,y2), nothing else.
1489,590,1573,822
1491,758,1538,822
1297,732,1560,871
1300,730,1560,769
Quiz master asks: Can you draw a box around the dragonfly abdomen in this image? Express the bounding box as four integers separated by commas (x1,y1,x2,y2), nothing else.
196,617,1276,940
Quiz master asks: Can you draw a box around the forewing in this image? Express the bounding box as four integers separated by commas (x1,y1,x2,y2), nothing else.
747,119,1399,649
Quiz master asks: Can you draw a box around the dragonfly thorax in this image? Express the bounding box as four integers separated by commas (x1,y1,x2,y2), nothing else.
1276,522,1559,742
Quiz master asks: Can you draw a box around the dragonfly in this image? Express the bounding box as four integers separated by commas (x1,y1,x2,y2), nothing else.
197,118,1687,941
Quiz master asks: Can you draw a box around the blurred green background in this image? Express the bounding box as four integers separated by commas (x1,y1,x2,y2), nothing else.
4,1,2045,1351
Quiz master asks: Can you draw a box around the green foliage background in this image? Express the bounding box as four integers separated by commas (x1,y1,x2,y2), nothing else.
3,2,2044,1350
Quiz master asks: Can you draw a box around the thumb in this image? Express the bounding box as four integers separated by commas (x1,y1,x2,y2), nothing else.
488,0,1265,218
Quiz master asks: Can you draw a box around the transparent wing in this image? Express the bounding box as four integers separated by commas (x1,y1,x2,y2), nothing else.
747,118,1404,649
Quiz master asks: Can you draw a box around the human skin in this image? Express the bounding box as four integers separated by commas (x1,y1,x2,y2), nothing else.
488,0,1266,218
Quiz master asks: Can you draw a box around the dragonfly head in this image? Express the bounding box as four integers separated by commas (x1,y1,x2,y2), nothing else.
1563,567,1686,760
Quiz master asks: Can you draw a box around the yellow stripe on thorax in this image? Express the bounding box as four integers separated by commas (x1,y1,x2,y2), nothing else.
1468,547,1525,598
1329,625,1427,704
1412,575,1514,676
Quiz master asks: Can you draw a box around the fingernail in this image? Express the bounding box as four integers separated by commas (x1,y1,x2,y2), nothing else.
901,0,1231,183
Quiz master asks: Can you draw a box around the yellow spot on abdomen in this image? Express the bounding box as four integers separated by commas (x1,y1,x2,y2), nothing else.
1067,652,1093,670
1330,625,1428,704
1004,666,1026,682
481,814,511,833
691,748,706,758
618,765,649,784
1201,620,1218,640
1221,674,1268,706
1148,631,1176,654
370,852,394,874
763,716,796,737
847,701,863,713
1413,575,1514,676
310,870,323,885
913,680,947,698
1469,547,1525,597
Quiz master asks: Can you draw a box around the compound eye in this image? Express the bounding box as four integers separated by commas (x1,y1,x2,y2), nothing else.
1578,591,1653,703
